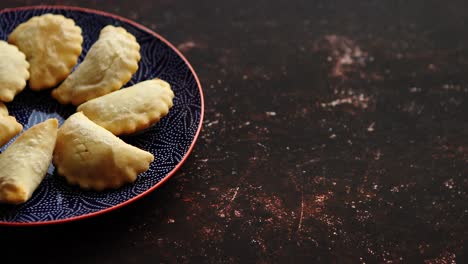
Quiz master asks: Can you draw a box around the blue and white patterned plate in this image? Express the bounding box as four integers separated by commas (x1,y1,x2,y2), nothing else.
0,6,204,225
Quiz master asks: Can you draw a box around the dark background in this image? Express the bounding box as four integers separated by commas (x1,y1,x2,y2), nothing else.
1,0,467,263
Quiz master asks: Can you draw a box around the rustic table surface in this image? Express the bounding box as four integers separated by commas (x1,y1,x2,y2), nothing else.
1,0,467,263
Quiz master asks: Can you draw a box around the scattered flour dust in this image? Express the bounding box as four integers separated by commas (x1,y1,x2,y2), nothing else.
314,35,373,110
320,93,371,110
423,251,457,264
177,41,197,52
316,35,370,77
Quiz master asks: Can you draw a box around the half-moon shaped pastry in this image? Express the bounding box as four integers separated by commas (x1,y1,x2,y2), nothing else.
77,79,174,135
53,112,154,191
0,102,23,148
0,119,58,204
8,14,83,90
52,25,140,106
0,40,30,102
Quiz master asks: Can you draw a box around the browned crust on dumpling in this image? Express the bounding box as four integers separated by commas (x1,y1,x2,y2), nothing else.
0,41,30,102
8,14,83,90
53,112,154,191
52,25,140,106
77,79,174,135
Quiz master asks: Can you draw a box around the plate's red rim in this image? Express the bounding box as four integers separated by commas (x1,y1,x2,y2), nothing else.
0,5,204,226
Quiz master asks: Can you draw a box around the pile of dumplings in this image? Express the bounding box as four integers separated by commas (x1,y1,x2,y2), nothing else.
0,14,175,204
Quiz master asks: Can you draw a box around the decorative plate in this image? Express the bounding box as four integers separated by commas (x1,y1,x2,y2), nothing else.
0,6,204,225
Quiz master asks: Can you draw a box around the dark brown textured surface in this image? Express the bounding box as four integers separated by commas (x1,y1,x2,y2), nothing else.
1,0,467,263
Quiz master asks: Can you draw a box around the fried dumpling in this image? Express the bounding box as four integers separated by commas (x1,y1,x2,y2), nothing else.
0,102,7,116
52,25,140,106
0,102,23,148
8,14,83,90
0,41,30,102
77,79,174,135
0,119,58,204
53,112,154,191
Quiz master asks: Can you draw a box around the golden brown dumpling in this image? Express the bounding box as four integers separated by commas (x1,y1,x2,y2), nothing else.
53,112,154,191
0,102,8,116
77,79,174,135
0,40,30,102
8,14,83,90
52,25,140,106
0,102,23,148
0,119,58,204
